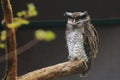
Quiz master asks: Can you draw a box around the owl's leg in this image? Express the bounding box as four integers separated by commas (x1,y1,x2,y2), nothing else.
68,55,73,61
68,54,79,61
68,53,87,61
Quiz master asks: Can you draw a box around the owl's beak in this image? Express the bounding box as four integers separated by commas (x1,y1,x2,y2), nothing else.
72,19,78,27
73,19,76,23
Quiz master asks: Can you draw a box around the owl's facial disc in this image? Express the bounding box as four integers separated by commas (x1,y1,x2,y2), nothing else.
65,11,90,26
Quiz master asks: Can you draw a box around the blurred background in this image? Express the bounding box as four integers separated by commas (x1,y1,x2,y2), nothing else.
0,0,120,80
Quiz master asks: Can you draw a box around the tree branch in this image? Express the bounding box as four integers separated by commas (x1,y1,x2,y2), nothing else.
1,0,13,24
1,0,17,80
18,60,87,80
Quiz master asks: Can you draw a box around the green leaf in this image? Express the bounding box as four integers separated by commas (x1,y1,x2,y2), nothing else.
35,30,56,41
0,43,5,49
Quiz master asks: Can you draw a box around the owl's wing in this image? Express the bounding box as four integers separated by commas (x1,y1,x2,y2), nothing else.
83,23,99,63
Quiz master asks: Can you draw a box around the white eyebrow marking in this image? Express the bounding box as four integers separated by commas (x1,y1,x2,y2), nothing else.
67,12,72,16
80,12,85,16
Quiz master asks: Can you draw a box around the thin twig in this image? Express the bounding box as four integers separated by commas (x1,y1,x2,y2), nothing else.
0,39,39,63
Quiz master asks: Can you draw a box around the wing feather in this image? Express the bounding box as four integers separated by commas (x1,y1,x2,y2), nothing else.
83,23,99,67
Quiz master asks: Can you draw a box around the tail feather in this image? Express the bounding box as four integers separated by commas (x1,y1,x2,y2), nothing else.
80,58,94,77
80,61,88,77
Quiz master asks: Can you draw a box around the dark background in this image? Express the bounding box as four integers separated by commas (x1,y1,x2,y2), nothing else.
0,0,120,80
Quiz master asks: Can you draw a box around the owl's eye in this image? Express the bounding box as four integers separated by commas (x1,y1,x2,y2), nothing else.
76,14,87,20
68,16,73,19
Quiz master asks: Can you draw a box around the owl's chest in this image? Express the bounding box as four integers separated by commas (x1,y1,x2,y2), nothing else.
66,29,85,53
66,30,84,44
66,28,88,61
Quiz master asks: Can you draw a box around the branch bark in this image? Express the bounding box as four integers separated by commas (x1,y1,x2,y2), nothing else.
18,60,87,80
1,0,17,80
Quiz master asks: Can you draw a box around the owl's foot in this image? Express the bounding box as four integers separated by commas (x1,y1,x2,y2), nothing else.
68,55,78,61
68,54,87,61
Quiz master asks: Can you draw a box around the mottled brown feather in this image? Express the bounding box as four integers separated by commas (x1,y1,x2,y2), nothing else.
83,22,99,69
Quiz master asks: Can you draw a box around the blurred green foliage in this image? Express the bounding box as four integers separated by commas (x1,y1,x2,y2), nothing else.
0,3,56,49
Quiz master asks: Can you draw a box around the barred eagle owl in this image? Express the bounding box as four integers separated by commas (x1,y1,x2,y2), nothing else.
64,11,99,77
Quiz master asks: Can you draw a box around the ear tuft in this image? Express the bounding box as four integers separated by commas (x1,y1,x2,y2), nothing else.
64,12,71,16
84,11,88,15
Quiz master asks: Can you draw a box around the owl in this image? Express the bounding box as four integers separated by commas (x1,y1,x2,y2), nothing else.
64,11,99,77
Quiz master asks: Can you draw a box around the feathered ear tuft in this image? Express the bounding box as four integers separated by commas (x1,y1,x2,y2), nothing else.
64,12,72,16
83,11,88,15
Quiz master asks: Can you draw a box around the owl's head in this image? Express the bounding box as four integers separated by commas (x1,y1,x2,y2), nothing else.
64,11,90,26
